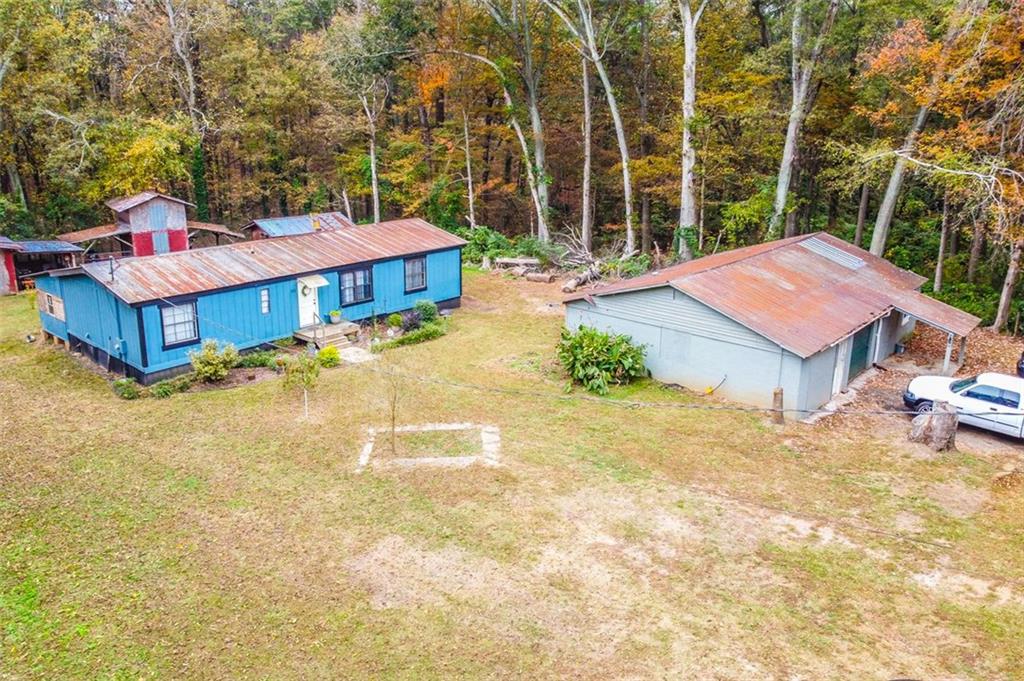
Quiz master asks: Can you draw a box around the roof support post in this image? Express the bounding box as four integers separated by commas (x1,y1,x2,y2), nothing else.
942,332,954,375
957,335,967,365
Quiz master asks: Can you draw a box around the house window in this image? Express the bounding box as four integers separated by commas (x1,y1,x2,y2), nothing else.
161,301,198,347
45,294,55,315
341,268,373,305
404,257,426,292
259,288,271,314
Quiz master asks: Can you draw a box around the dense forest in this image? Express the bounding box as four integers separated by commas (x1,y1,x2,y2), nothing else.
1,0,1022,326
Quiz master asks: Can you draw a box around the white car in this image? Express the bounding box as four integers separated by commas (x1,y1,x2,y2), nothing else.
903,372,1024,439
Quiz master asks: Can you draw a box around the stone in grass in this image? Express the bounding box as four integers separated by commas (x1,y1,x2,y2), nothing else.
908,400,958,451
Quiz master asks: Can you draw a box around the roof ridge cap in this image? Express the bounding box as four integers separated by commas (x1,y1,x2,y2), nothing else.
670,233,814,281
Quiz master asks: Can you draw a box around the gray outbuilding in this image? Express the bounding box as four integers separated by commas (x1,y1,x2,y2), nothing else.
564,233,980,415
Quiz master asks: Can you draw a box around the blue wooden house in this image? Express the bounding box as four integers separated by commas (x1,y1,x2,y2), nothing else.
35,218,465,383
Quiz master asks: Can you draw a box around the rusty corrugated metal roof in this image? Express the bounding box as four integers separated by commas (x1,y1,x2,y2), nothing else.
59,220,242,243
106,191,193,213
186,221,244,239
566,232,979,357
80,218,465,304
58,223,129,243
243,212,358,237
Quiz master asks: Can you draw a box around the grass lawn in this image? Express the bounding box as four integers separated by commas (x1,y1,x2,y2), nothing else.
2,271,1023,679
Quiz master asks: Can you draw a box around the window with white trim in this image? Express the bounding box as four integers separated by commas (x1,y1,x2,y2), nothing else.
404,256,426,292
341,268,373,305
259,288,271,314
161,302,198,346
45,294,55,315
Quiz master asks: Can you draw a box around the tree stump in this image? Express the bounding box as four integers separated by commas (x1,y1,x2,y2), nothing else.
908,401,958,451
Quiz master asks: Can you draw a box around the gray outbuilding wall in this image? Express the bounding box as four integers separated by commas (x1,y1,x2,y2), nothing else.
565,286,820,412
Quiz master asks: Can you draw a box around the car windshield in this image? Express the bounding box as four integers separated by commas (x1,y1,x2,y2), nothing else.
949,376,977,393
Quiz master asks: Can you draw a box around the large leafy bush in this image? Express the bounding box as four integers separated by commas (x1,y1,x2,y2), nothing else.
188,340,240,382
557,326,647,395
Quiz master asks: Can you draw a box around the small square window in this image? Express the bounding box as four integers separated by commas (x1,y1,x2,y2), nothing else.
404,257,426,292
341,268,373,305
161,301,199,347
259,288,271,314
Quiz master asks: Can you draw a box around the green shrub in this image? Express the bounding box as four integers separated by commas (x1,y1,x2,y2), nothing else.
283,352,320,389
373,320,447,351
317,345,341,368
413,299,439,323
386,312,403,328
458,226,512,263
112,377,141,400
236,350,277,369
556,326,647,395
150,374,195,398
188,340,240,382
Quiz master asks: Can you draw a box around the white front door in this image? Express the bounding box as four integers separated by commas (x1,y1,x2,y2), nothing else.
297,279,320,327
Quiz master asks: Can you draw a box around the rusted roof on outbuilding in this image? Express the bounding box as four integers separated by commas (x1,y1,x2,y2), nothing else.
79,218,465,304
105,191,193,213
59,220,242,243
58,223,130,243
565,232,979,358
242,212,358,237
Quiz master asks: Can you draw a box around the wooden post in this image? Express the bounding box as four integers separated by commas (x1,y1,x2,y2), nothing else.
957,336,967,365
772,387,785,424
942,332,954,374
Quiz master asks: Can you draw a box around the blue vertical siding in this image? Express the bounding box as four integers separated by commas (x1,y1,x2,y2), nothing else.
141,276,306,372
336,250,462,321
59,273,142,369
34,275,68,340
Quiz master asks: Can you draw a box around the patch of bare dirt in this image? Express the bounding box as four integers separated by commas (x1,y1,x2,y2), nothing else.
926,480,990,518
461,295,498,312
187,366,280,392
912,567,1022,606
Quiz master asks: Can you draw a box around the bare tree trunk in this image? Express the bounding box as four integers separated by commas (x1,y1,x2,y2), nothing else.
992,240,1023,330
454,52,547,240
341,186,353,220
967,224,984,283
361,95,381,223
869,105,928,255
934,189,949,292
854,183,869,247
481,0,551,241
580,57,593,254
462,110,477,229
677,0,707,260
869,0,986,256
544,0,635,254
639,0,652,254
767,0,840,240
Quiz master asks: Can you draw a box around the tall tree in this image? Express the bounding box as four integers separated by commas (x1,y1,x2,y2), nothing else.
544,0,638,254
677,0,709,259
479,0,553,241
766,0,840,240
867,0,989,256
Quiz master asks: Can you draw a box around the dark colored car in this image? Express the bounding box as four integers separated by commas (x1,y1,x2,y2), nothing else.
1018,351,1024,379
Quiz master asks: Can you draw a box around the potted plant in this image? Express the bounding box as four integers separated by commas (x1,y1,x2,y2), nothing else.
328,309,342,324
